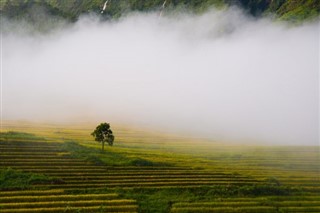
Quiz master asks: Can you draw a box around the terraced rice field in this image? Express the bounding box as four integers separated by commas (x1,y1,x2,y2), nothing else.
0,140,260,190
1,123,319,212
0,141,138,212
0,140,262,212
0,191,136,213
171,196,320,213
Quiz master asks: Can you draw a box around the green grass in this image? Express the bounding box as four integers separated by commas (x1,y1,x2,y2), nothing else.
0,168,61,190
0,131,46,142
61,141,171,167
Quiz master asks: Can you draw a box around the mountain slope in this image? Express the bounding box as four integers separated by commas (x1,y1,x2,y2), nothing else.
1,0,319,22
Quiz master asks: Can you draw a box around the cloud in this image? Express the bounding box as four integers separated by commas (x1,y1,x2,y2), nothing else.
2,8,319,145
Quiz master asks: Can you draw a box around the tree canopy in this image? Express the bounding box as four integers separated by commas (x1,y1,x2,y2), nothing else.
91,122,115,151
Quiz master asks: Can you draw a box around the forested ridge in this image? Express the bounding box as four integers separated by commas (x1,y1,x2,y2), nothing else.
1,0,319,23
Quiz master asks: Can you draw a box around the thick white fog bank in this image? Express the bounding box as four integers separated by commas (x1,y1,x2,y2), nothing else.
2,9,319,145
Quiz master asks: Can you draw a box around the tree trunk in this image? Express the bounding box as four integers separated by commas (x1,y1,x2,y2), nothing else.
102,141,105,151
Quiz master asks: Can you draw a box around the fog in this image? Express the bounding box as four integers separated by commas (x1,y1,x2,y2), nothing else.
2,8,319,145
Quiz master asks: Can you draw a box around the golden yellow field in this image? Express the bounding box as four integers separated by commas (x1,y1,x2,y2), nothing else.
1,120,319,212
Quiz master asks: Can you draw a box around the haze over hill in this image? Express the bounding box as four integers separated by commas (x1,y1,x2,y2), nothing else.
1,6,319,145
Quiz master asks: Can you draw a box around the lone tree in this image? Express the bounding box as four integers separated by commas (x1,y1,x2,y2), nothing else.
91,122,114,151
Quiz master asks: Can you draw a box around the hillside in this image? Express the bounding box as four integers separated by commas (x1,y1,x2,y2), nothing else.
1,122,320,212
1,0,319,23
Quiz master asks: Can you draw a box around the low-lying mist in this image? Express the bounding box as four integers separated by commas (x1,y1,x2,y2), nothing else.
2,8,319,145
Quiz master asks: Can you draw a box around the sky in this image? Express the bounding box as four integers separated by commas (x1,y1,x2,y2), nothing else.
1,8,319,145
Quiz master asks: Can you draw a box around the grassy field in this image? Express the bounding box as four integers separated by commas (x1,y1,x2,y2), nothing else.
0,121,319,212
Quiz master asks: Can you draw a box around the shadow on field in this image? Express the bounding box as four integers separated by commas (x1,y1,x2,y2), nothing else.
61,141,172,167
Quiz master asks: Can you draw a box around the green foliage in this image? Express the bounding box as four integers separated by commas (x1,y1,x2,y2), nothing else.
278,1,319,23
1,0,318,23
237,0,270,16
62,141,112,165
111,185,298,213
0,168,59,190
0,131,46,142
129,157,170,166
91,123,115,151
236,185,293,196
